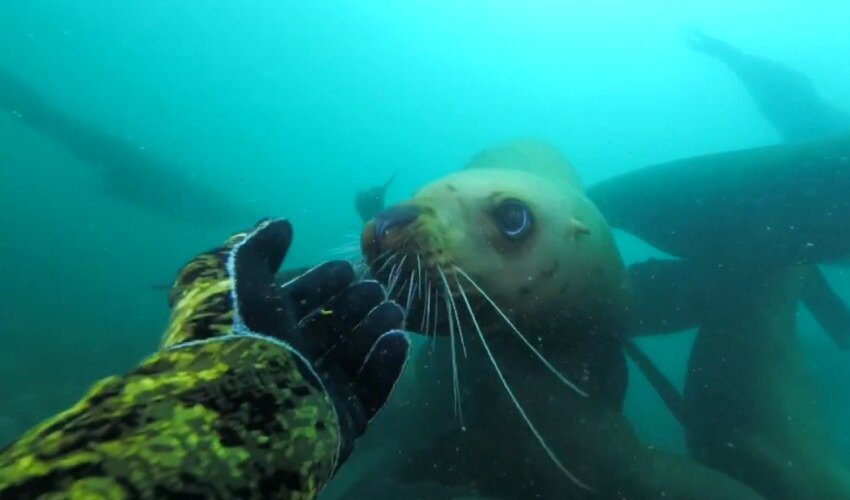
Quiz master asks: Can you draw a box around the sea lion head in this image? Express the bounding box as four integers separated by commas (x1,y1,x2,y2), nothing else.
361,140,630,342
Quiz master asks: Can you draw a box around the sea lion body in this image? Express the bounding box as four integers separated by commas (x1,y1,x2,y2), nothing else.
591,137,850,498
684,267,850,498
589,134,850,270
334,140,760,499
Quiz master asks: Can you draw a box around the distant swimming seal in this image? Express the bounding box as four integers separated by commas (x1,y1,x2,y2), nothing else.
349,140,759,499
684,30,850,143
355,171,397,224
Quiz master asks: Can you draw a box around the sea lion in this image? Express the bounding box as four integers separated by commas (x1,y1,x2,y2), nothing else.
684,266,850,498
589,134,850,270
355,171,398,224
588,136,850,498
624,259,850,497
340,140,760,499
685,29,850,143
590,133,850,347
0,69,255,227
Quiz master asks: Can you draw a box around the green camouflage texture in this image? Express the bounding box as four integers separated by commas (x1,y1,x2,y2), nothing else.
0,229,341,499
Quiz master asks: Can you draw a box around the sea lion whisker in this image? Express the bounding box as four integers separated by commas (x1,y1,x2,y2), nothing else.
438,266,468,358
374,247,394,262
449,286,468,358
454,275,594,492
372,248,400,263
392,276,409,301
416,254,424,298
431,287,441,341
329,233,361,251
352,261,369,280
422,281,432,335
386,261,402,291
373,252,399,277
386,263,400,289
454,266,588,398
396,255,410,284
387,255,408,294
438,266,465,426
404,270,417,318
327,248,359,258
328,243,360,255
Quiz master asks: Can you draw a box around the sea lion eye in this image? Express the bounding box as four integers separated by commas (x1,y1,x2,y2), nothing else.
495,199,533,239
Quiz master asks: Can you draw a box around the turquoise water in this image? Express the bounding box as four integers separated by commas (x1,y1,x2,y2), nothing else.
1,1,849,497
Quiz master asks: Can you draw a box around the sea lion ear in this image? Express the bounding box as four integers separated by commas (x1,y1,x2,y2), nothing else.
567,217,591,240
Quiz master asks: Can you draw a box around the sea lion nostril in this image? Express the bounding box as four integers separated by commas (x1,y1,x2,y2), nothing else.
373,205,421,242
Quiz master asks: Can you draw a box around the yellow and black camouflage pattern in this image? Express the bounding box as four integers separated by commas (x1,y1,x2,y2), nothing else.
161,231,245,348
0,229,342,499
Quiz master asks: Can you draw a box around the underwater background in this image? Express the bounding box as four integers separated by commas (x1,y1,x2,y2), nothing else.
1,0,848,495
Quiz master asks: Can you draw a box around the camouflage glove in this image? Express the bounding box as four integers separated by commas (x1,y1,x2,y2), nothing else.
0,219,408,499
163,218,410,449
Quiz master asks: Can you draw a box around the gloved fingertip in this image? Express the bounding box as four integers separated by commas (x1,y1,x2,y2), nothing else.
306,260,357,291
354,329,410,417
316,280,386,326
285,260,357,319
236,218,294,274
359,329,410,376
323,259,357,282
361,301,405,336
356,279,389,301
370,329,410,361
350,303,405,368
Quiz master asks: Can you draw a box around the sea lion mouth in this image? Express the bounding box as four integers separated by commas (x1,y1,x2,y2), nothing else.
361,207,463,336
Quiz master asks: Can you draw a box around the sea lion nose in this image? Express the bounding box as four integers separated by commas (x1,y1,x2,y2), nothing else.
373,205,421,243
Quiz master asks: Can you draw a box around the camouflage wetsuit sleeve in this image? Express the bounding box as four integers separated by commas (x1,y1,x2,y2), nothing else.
0,337,339,499
0,219,408,499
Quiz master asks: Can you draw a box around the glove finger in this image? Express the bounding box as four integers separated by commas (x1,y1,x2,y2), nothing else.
336,301,404,364
314,280,387,330
299,281,386,358
325,300,404,373
232,220,296,334
353,329,410,419
284,261,356,320
353,300,405,354
233,219,293,276
168,219,289,310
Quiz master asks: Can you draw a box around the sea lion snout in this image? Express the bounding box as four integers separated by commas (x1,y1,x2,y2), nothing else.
373,205,421,243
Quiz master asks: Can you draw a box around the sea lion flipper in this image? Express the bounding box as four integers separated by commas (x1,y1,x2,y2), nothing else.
800,265,850,350
622,338,690,427
382,169,399,189
355,171,399,223
627,258,715,335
